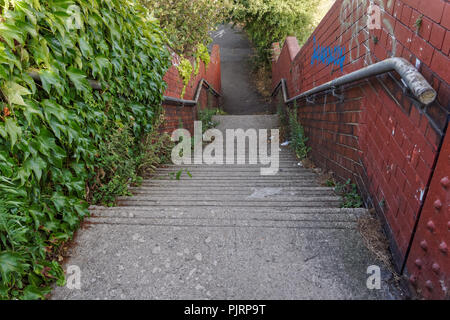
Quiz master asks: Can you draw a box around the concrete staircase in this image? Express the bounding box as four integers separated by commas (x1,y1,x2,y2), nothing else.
51,115,398,299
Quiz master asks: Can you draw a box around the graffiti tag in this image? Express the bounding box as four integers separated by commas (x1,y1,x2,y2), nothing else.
310,36,346,72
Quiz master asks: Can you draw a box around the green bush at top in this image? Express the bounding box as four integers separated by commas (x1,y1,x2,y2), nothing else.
141,0,230,55
0,0,170,299
231,0,319,64
141,1,230,98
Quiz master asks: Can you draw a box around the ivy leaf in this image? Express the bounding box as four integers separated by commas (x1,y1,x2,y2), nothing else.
4,118,22,149
92,55,111,79
41,100,68,123
51,193,67,212
67,67,91,93
39,69,64,95
0,252,27,284
78,36,93,58
0,23,25,48
24,156,46,182
1,81,31,106
22,285,46,300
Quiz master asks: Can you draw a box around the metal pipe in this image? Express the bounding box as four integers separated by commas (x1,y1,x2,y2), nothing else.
273,57,437,105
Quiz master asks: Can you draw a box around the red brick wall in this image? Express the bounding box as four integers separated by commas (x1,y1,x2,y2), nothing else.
162,45,222,134
271,0,449,284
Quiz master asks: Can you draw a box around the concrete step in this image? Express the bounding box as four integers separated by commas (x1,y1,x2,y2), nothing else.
115,200,341,207
155,167,308,172
90,208,358,222
127,188,335,197
89,205,366,215
87,216,356,229
149,173,317,179
139,180,321,187
116,195,341,202
128,186,334,192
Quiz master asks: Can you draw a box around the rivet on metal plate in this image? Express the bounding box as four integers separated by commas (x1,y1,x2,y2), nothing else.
427,220,435,232
439,242,448,253
415,259,423,268
420,240,428,251
440,176,449,188
433,199,442,210
431,263,440,274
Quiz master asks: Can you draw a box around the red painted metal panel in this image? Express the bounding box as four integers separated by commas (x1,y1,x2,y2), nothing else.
406,122,450,299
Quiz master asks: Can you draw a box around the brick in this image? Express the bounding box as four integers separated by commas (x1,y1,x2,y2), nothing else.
395,21,414,48
437,81,449,110
429,23,445,50
430,49,450,84
443,31,450,56
410,34,434,65
442,2,450,29
393,0,404,19
402,0,420,10
400,4,413,25
417,0,445,23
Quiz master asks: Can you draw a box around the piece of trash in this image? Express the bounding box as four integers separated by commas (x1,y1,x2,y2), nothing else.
297,162,303,167
281,141,290,146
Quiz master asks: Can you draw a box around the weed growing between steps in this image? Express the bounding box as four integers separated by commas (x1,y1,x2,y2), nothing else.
197,108,226,133
288,107,311,160
166,109,225,180
278,103,311,160
326,178,363,208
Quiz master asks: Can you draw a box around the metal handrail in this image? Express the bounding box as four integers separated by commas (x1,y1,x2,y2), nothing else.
163,78,222,106
28,71,221,106
272,57,437,105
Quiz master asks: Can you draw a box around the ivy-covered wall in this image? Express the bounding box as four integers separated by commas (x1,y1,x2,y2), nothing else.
0,0,170,299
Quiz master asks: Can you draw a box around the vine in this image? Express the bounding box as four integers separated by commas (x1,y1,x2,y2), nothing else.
178,44,211,98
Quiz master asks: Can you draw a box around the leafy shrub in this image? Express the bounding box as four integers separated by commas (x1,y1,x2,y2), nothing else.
0,0,170,299
232,0,319,64
136,114,174,177
141,0,230,55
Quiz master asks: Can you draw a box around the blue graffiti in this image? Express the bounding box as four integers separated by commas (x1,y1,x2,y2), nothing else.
310,36,346,72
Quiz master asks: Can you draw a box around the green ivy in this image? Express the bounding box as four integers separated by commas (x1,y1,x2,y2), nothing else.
177,57,193,99
0,0,170,299
194,43,210,75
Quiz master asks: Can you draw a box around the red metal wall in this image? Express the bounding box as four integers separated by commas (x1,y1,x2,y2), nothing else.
162,45,222,134
271,0,449,298
406,122,449,299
